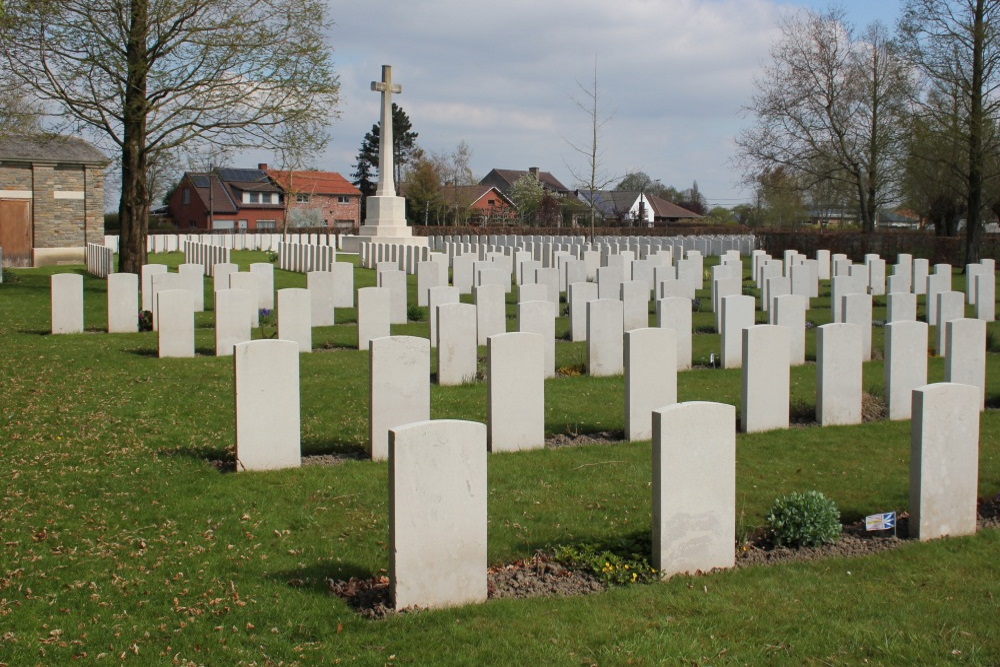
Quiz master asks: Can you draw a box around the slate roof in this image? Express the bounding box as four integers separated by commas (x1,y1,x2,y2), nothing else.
183,167,284,214
266,169,361,196
0,134,108,165
481,168,570,194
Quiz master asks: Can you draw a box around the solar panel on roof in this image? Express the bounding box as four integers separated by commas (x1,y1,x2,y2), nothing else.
218,168,266,183
191,174,210,188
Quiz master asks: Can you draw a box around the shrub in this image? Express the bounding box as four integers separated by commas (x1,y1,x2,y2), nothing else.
765,490,841,548
138,310,153,332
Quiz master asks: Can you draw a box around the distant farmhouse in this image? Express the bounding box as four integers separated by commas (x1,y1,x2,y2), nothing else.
479,167,571,196
441,184,516,226
0,135,107,267
167,164,361,231
576,190,702,226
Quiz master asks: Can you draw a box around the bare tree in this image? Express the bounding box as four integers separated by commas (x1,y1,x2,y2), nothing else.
900,0,1000,264
565,58,618,238
736,10,910,231
0,0,339,272
0,76,43,138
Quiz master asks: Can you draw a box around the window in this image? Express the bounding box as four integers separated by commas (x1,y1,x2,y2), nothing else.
182,188,190,205
487,199,495,206
337,195,350,204
249,192,260,204
257,220,276,229
296,193,310,203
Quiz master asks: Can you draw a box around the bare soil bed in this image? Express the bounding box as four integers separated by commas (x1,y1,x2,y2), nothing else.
326,494,1000,620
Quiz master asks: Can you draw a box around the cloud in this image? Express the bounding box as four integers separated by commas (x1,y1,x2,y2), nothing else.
240,0,887,205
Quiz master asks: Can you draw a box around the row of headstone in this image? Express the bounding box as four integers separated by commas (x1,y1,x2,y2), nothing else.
85,242,115,278
380,379,979,609
360,242,433,275
277,242,336,273
102,231,335,255
183,241,230,277
426,233,753,258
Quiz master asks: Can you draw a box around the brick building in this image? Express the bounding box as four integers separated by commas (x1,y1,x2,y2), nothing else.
0,135,107,267
167,164,361,232
264,165,362,232
168,167,285,231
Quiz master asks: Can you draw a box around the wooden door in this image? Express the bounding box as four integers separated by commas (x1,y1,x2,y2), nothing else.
0,199,32,267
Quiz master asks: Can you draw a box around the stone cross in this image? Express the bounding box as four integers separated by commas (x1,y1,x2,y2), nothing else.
371,65,402,197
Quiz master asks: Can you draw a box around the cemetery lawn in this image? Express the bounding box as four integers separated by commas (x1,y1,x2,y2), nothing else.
0,254,997,665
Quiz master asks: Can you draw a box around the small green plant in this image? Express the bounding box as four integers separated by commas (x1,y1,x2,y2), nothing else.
138,310,153,332
265,250,279,263
407,304,425,322
1,268,19,283
765,490,841,548
257,308,277,339
552,539,658,586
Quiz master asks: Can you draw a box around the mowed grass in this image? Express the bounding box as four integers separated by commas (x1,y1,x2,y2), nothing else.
0,252,998,665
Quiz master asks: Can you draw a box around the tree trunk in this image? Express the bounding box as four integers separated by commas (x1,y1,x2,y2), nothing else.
117,0,150,274
965,0,986,267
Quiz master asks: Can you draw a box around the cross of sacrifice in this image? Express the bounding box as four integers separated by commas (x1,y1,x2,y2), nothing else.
371,65,402,197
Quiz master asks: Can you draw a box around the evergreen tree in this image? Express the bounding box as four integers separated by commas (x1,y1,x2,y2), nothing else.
353,103,419,192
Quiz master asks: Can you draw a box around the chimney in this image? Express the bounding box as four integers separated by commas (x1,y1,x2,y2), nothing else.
258,163,268,170
529,167,540,180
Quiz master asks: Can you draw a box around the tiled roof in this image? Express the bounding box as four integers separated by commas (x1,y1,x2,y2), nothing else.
645,194,702,219
441,185,512,208
0,134,108,165
267,169,361,196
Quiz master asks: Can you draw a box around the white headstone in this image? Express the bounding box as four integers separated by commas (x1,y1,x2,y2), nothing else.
107,272,138,333
389,419,487,609
656,297,693,370
652,401,736,579
773,294,807,365
625,327,677,441
568,281,599,342
234,339,300,470
157,289,194,358
935,291,965,355
944,318,986,411
140,264,167,312
842,293,873,361
178,263,205,312
357,286,391,350
307,271,336,327
436,303,478,386
721,295,755,369
884,320,928,421
229,272,261,327
741,324,790,433
587,299,624,377
50,273,84,334
369,336,430,461
379,269,408,325
277,288,312,353
517,300,556,378
215,288,253,356
909,383,980,541
887,292,917,323
816,323,862,426
249,263,275,310
474,283,506,346
487,332,545,452
621,280,650,332
428,285,460,349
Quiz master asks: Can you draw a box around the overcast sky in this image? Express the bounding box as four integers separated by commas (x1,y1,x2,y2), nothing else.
250,0,903,208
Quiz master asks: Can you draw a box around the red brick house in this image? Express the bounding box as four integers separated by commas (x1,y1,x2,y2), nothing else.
441,184,516,225
264,166,362,232
168,167,285,231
